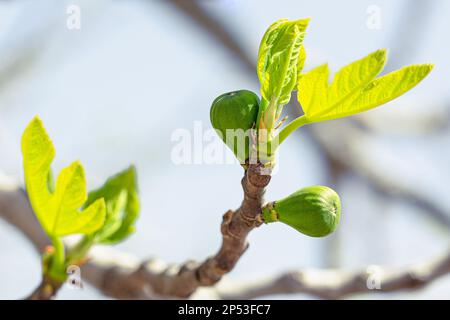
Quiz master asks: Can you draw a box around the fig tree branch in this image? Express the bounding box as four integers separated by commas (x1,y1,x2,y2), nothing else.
93,163,271,298
2,177,450,300
25,275,63,300
1,164,271,299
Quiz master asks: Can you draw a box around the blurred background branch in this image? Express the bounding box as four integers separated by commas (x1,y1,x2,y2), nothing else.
1,182,449,299
214,248,450,299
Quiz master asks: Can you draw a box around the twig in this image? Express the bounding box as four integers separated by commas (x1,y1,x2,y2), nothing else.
25,275,63,300
1,164,271,299
214,248,450,299
84,163,271,298
2,182,450,299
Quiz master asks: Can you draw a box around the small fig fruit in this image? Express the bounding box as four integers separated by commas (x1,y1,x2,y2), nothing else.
210,90,260,162
262,186,341,237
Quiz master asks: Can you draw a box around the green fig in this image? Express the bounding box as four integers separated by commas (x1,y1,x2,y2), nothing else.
262,186,341,237
210,90,260,162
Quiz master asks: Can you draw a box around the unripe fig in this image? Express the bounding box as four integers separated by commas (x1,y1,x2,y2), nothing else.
262,186,341,237
210,90,260,162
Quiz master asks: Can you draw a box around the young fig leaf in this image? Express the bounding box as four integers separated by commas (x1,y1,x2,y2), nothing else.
263,186,341,237
328,49,387,109
276,50,433,145
336,64,434,119
84,165,140,244
258,18,309,106
22,116,106,237
297,50,433,123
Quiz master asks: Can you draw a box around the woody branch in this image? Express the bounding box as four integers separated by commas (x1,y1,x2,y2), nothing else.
1,175,450,299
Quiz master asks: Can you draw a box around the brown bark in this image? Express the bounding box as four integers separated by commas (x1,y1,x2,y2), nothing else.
98,163,271,298
2,177,450,300
25,275,63,300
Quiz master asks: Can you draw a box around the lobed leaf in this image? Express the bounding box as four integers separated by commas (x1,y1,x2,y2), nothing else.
328,49,386,108
84,165,139,244
335,64,434,119
22,117,106,237
297,50,433,123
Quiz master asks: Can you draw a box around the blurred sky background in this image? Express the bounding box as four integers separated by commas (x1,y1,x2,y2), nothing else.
0,0,449,299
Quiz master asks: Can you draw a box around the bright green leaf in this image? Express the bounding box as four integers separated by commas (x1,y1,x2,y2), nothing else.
276,51,433,147
297,64,329,118
22,116,106,237
258,18,309,105
328,49,386,108
297,50,433,123
84,165,139,244
257,19,289,83
296,45,306,81
336,64,434,119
